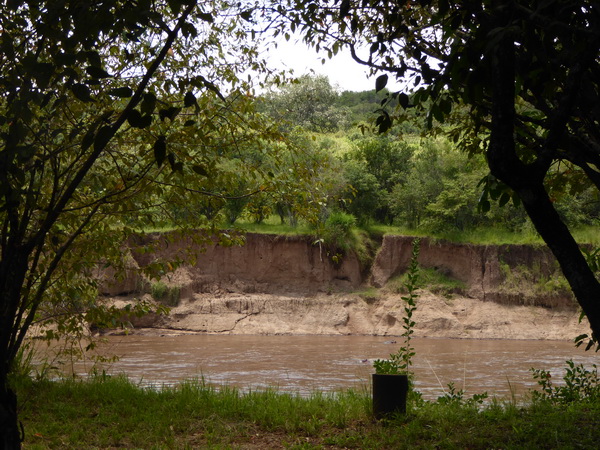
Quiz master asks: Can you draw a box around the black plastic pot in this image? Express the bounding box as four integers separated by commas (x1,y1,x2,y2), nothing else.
372,373,409,419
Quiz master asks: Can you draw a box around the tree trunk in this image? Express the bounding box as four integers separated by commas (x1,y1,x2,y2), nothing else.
0,383,20,450
486,5,600,339
518,185,600,338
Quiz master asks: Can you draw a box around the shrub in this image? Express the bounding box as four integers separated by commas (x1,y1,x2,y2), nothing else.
151,281,180,307
531,360,600,404
323,212,357,248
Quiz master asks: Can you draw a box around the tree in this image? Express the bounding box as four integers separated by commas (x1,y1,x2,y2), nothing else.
271,1,600,343
344,135,413,223
0,1,297,447
261,74,349,132
342,159,383,224
389,138,489,231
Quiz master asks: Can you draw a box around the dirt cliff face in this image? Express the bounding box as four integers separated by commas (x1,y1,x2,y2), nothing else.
126,232,362,295
371,236,574,309
99,232,583,340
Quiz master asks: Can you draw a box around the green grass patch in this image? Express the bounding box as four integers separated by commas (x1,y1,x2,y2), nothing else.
137,218,600,247
355,286,381,304
232,216,314,235
16,375,600,449
498,262,573,301
150,281,181,307
369,224,600,246
388,267,466,298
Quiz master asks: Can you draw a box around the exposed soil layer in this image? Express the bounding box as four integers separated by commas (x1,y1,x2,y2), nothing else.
99,233,585,340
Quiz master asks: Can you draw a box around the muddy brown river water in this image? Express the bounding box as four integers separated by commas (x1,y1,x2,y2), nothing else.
69,335,599,401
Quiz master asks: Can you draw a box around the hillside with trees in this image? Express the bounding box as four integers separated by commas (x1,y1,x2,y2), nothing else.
250,75,599,239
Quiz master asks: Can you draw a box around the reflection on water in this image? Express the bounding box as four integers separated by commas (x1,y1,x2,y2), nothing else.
69,335,599,400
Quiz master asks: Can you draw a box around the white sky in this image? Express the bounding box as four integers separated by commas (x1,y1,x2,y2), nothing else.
265,36,403,93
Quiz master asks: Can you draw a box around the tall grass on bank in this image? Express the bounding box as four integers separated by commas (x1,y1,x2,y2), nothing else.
138,214,600,247
16,374,600,449
235,219,600,247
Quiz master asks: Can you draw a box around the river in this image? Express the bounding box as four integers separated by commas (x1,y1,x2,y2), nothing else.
63,335,600,401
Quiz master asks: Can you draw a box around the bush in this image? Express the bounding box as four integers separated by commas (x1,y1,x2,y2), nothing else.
151,281,180,307
321,211,357,252
531,360,600,404
388,267,465,298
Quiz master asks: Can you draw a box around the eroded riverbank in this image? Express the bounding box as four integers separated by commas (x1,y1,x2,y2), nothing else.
111,290,582,340
99,232,585,340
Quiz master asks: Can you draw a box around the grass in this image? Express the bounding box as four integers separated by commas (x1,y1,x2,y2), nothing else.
232,219,314,236
136,215,600,247
151,281,181,307
16,374,600,449
240,219,600,247
498,262,573,301
386,267,466,298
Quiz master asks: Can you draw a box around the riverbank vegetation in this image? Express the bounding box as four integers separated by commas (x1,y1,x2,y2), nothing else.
15,373,600,449
134,74,600,249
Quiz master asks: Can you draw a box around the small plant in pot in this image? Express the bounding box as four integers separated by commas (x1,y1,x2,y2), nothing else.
372,238,420,419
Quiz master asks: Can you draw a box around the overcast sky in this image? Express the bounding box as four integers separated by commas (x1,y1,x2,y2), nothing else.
265,36,403,93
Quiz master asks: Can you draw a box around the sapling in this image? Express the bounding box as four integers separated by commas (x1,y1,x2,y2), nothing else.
374,238,420,375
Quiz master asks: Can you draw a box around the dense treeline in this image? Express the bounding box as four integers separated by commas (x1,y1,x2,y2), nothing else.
190,74,598,238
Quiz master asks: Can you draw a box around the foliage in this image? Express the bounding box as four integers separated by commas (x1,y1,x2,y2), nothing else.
16,374,600,449
531,360,600,405
374,238,420,375
340,160,383,225
0,0,323,444
261,74,349,132
436,382,488,407
387,266,465,299
418,268,465,298
150,282,181,307
322,211,357,249
343,134,414,224
498,261,573,303
313,211,370,265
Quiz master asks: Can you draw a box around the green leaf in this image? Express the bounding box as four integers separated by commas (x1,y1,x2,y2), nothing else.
398,93,410,109
167,0,181,14
375,74,388,93
432,104,444,123
375,110,392,133
127,110,153,129
154,136,167,167
81,127,96,151
339,0,350,18
479,199,491,213
94,126,113,152
181,22,198,38
159,107,181,121
184,91,197,108
141,93,157,115
71,83,94,102
107,87,134,98
240,9,253,21
498,192,511,207
198,13,214,23
86,66,112,78
192,164,208,176
167,152,176,171
33,62,54,89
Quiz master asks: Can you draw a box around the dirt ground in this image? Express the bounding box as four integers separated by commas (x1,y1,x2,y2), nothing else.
103,233,587,341
113,289,585,341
